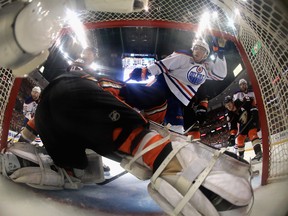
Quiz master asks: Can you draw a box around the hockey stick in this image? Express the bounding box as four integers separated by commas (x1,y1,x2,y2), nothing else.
124,77,132,83
183,122,197,134
96,170,128,185
149,120,196,136
149,120,183,136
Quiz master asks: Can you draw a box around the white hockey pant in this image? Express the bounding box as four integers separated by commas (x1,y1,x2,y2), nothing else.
0,142,105,190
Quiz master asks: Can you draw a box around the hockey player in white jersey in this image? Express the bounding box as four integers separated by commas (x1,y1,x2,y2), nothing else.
22,86,41,126
126,37,227,139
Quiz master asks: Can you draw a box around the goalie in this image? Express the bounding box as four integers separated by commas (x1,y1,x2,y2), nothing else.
1,70,253,216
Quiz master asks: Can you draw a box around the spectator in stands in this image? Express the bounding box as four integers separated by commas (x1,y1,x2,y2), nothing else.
22,86,41,126
224,95,262,162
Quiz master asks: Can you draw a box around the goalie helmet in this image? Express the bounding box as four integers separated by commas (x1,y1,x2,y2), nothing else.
191,39,210,60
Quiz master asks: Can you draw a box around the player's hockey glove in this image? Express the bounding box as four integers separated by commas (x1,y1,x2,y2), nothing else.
250,107,259,128
228,135,236,147
195,105,208,125
212,36,226,59
129,67,149,81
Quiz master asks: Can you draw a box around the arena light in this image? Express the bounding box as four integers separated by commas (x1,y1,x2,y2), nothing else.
234,8,240,16
90,62,100,70
39,66,45,73
212,11,218,19
218,115,224,120
227,17,236,29
65,9,88,49
216,127,222,131
196,12,211,38
210,54,216,60
233,63,243,77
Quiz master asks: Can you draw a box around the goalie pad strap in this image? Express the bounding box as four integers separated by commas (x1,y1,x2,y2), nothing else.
124,132,170,170
151,142,189,183
174,158,207,194
173,148,226,215
120,129,171,180
149,177,219,216
151,178,201,216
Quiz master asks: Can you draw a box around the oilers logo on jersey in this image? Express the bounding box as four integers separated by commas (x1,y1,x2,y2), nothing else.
186,65,206,85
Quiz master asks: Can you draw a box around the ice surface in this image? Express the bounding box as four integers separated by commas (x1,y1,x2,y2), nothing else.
0,151,287,216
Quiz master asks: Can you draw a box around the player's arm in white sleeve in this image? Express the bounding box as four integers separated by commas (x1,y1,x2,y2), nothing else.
205,54,227,81
148,52,188,75
232,93,237,101
205,37,227,81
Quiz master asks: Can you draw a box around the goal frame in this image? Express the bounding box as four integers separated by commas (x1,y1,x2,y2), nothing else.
1,20,270,185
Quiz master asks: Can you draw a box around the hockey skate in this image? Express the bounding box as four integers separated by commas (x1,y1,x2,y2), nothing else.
251,151,262,164
103,163,110,172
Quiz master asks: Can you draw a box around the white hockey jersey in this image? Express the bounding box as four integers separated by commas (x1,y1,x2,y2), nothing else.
233,89,256,104
23,96,38,120
148,51,227,106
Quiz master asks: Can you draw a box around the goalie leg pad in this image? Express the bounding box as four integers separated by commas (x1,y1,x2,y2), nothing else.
1,143,83,190
149,141,253,216
0,152,21,176
148,177,219,216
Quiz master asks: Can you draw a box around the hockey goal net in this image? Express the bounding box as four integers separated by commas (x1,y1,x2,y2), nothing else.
0,0,287,185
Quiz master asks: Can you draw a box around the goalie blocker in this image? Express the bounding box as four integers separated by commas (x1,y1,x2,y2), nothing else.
1,70,253,215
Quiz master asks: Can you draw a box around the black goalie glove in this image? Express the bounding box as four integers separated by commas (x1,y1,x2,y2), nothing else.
228,135,236,147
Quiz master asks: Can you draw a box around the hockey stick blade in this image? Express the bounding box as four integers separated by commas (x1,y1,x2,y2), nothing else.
96,170,128,185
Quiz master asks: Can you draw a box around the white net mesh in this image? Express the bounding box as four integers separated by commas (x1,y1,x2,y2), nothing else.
0,0,287,183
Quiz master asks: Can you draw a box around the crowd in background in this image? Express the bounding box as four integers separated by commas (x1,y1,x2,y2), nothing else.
10,76,232,146
10,78,38,132
200,106,230,147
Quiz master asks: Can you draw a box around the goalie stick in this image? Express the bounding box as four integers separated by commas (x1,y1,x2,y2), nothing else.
149,120,197,136
96,170,128,185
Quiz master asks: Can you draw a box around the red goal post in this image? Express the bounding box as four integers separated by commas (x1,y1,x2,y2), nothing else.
0,0,287,185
